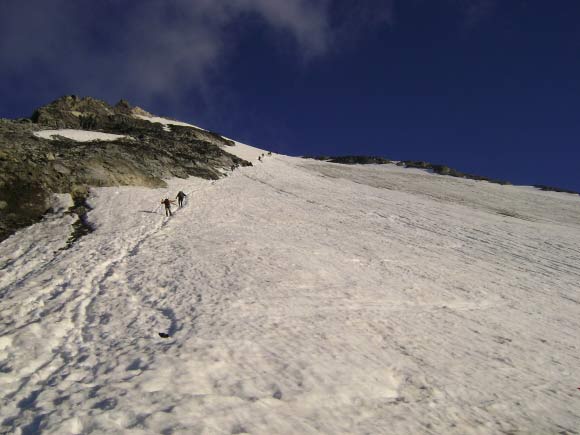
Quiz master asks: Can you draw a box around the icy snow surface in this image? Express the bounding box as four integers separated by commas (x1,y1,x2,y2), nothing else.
33,130,127,142
1,150,580,434
134,115,205,132
225,141,269,162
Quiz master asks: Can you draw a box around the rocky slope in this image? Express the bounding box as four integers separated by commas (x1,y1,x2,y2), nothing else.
0,96,250,242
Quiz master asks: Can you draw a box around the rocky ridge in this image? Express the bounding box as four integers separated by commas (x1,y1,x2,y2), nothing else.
304,156,579,195
0,96,250,242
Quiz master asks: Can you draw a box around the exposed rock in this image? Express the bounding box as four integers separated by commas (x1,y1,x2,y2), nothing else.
400,160,512,185
533,185,579,195
304,155,391,165
31,95,115,129
0,96,250,242
113,99,133,115
303,155,512,186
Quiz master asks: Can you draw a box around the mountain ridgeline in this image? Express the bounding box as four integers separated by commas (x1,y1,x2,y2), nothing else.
0,96,250,242
2,97,577,243
303,155,512,185
304,155,580,195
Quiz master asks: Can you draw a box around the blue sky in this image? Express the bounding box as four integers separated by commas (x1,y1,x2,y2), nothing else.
1,0,579,191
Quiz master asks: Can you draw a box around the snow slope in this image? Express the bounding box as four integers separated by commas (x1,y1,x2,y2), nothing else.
133,115,206,132
33,130,128,142
1,146,580,434
226,141,269,162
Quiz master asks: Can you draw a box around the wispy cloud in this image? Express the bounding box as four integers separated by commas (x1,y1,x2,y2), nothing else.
0,0,499,110
457,0,497,27
404,0,498,28
0,0,333,103
330,0,395,48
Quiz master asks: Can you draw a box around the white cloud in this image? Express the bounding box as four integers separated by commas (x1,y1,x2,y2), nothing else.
0,0,499,108
0,0,333,102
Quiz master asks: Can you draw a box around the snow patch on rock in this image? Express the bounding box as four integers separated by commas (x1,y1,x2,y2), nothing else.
134,114,206,131
34,129,128,142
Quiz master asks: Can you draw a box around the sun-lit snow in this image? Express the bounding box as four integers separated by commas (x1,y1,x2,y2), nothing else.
223,140,269,162
1,151,580,434
33,129,128,142
134,114,206,132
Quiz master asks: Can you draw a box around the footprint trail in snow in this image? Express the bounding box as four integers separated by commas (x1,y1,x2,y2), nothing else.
1,143,580,434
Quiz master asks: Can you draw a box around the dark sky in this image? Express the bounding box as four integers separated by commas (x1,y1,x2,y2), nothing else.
1,0,579,191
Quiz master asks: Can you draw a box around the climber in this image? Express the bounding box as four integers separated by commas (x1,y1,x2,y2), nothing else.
176,191,187,208
161,198,175,216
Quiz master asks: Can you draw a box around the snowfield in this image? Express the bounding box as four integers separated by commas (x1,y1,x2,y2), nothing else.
33,130,128,142
133,115,206,132
1,143,580,434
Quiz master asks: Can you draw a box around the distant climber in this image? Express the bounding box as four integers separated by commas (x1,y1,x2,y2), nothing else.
268,151,272,156
258,156,262,162
176,191,187,208
161,198,175,216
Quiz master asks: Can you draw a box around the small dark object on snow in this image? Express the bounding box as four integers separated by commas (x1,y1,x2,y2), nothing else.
158,332,170,338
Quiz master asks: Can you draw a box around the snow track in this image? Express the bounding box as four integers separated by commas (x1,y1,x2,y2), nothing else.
1,152,580,434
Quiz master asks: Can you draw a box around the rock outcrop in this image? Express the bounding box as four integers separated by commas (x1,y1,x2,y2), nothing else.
0,96,250,242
